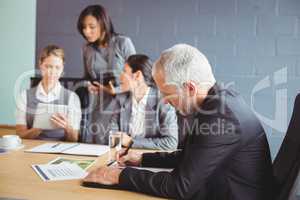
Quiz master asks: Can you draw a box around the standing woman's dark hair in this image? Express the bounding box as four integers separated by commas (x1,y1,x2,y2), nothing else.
77,4,136,81
126,54,156,87
77,4,116,46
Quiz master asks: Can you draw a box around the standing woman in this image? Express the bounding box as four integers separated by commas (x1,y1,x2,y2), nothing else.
77,5,136,141
77,4,136,95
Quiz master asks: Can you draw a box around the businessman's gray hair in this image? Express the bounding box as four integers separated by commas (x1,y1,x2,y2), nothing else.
153,44,216,88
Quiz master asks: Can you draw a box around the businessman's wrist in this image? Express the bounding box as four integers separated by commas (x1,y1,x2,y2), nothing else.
109,167,122,184
133,152,143,166
139,153,144,167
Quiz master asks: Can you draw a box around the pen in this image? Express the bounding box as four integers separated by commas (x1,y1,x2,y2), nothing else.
51,143,60,148
107,160,117,167
106,142,133,167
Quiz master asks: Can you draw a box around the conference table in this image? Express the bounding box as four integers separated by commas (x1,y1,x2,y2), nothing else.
0,129,165,200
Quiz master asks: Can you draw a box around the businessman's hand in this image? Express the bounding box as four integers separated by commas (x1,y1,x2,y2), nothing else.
83,166,122,185
117,150,143,167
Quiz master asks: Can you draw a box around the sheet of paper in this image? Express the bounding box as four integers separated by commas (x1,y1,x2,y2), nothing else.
33,103,68,130
25,143,109,156
63,143,109,156
25,143,78,153
48,157,96,170
32,163,87,181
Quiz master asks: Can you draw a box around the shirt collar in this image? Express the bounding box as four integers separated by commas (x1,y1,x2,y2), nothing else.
36,82,62,101
132,87,150,106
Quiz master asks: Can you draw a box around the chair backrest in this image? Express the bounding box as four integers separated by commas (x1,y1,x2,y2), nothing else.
273,93,300,200
74,86,90,143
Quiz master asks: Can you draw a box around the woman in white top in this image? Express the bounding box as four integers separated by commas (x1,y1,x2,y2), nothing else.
16,45,81,142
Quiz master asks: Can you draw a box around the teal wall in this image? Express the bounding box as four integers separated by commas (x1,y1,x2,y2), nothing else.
0,0,36,124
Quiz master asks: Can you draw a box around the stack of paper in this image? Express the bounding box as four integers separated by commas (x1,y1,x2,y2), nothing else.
25,143,109,157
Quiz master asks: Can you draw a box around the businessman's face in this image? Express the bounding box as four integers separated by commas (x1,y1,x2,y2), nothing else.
153,68,193,116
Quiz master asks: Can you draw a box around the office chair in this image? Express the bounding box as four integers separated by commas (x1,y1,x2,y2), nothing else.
273,93,300,200
74,86,90,143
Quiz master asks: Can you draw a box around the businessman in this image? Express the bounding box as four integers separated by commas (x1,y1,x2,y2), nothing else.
83,44,274,200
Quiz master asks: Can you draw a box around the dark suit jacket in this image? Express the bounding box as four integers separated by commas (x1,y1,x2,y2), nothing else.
273,94,300,200
110,87,178,150
117,84,274,200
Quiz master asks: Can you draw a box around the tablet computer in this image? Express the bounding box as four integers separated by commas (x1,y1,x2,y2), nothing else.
90,72,117,86
33,103,68,130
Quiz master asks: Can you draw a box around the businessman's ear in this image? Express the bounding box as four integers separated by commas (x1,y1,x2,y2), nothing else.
182,81,198,97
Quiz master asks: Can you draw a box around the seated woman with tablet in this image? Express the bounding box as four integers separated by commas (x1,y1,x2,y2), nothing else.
16,45,81,141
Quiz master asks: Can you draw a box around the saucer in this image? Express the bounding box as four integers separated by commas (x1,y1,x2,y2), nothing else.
0,144,25,151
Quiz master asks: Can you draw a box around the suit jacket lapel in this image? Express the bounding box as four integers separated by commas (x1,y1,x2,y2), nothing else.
144,88,158,135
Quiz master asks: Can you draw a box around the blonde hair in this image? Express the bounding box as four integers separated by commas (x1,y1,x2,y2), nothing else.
39,45,65,65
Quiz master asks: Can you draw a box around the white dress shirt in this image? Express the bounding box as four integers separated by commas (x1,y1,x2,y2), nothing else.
129,87,150,137
15,82,81,130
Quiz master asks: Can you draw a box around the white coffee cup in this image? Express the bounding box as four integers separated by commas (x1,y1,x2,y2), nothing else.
0,135,22,149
